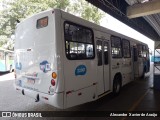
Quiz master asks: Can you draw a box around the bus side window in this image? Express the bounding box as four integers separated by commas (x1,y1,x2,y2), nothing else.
122,39,131,58
64,22,94,60
96,41,102,66
111,36,122,58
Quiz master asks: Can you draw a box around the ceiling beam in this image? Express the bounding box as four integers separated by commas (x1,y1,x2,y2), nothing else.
127,0,160,19
86,0,160,41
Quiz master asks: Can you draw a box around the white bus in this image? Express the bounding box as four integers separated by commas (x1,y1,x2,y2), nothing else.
0,48,14,72
14,9,150,109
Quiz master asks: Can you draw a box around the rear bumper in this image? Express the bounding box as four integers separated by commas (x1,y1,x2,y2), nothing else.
15,85,64,109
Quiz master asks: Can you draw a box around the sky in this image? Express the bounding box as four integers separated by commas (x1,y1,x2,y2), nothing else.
99,12,154,51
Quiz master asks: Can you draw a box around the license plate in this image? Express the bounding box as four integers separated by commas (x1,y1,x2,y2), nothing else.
27,79,35,84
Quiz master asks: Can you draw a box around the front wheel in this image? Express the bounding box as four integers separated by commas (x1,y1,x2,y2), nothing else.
113,76,121,95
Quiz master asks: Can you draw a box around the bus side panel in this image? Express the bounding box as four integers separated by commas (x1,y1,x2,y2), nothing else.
121,57,132,85
63,59,97,108
138,58,144,77
61,19,97,108
111,58,123,86
110,56,123,86
66,85,97,108
54,9,65,94
0,50,14,72
0,60,6,71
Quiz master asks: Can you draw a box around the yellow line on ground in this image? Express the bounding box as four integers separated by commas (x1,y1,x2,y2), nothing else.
121,89,150,120
128,89,150,111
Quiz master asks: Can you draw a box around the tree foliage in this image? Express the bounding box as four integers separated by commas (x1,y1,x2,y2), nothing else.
0,0,104,49
70,0,104,24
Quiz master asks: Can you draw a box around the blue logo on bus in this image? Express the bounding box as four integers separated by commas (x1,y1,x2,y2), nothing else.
75,65,87,76
40,60,51,73
16,62,22,70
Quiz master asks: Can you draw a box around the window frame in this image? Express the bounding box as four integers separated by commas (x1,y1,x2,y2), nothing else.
111,35,122,58
122,39,131,58
64,21,95,60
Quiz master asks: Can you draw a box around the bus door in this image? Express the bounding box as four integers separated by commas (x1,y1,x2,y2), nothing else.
96,39,110,96
132,46,138,78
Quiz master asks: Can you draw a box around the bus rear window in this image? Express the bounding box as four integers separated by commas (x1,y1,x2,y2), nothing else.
37,17,48,29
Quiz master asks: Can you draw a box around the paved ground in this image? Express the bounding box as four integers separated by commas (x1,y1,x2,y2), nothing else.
0,63,160,120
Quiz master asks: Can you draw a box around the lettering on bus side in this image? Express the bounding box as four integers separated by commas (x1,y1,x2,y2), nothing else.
75,65,87,76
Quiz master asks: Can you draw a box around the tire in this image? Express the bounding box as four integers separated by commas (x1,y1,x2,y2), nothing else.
113,75,121,95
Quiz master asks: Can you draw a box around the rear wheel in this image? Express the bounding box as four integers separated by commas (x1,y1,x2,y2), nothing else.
113,75,121,95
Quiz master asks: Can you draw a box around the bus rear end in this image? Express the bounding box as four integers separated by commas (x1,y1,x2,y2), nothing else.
14,9,64,108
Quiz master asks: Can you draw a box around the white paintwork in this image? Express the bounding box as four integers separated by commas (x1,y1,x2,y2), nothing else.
14,9,149,109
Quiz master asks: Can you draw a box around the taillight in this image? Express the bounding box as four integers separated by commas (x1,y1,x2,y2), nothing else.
52,72,57,79
51,72,57,86
51,79,55,86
